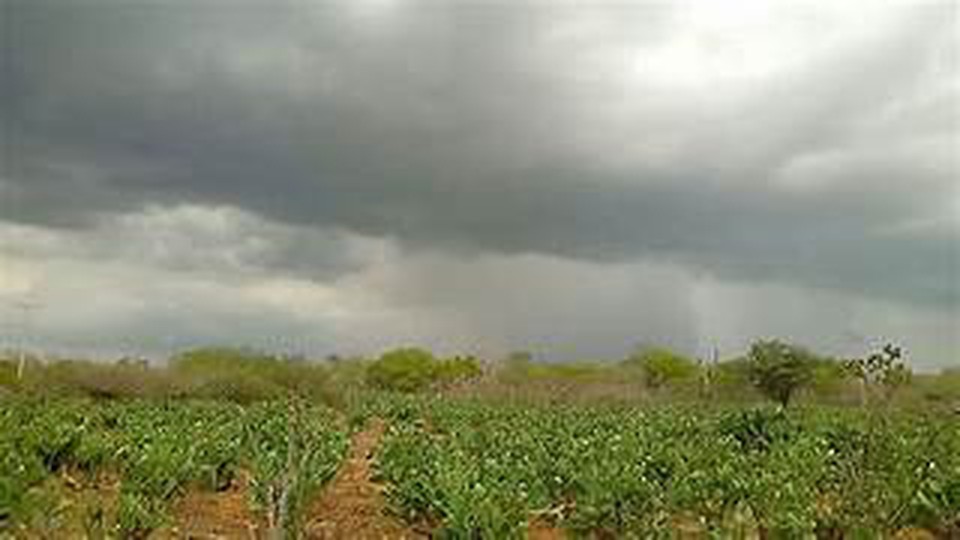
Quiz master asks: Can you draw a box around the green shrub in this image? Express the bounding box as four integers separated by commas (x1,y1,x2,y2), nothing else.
435,356,483,384
170,347,338,404
32,360,171,400
747,340,816,408
187,373,283,404
711,357,757,401
366,348,438,392
809,358,854,403
623,347,699,390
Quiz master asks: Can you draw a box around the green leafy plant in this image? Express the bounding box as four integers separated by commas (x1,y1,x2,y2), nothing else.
747,340,816,408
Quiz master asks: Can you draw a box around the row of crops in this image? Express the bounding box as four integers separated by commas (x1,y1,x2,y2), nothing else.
371,396,960,538
0,398,348,537
2,392,958,538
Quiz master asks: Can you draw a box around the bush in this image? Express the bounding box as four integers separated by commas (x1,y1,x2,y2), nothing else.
26,360,172,400
366,348,438,392
434,356,483,384
710,357,757,401
187,373,283,404
0,348,348,405
809,358,853,402
170,347,338,404
623,347,699,390
169,347,275,376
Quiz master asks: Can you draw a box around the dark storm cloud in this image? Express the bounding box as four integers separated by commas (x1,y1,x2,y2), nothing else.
2,1,957,309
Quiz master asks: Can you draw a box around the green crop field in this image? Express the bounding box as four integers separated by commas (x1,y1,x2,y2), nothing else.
1,345,959,538
372,396,960,538
0,398,348,537
4,392,956,538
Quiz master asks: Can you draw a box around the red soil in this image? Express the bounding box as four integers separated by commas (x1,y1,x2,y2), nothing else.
156,471,261,539
302,419,423,539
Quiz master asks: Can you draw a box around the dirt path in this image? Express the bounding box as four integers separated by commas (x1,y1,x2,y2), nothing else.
303,418,423,539
154,471,261,539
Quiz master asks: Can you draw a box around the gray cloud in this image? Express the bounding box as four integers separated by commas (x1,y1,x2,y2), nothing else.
0,205,388,281
1,1,957,364
1,255,341,359
3,231,953,369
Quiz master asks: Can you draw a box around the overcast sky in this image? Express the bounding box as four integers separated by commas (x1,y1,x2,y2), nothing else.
1,0,957,369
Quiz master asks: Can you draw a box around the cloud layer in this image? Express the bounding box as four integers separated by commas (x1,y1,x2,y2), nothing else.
1,1,957,368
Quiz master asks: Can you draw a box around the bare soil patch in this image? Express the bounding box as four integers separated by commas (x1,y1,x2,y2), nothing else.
527,517,567,539
153,471,261,539
303,418,422,539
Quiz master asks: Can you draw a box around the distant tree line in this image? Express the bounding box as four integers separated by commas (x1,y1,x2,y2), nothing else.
0,340,954,411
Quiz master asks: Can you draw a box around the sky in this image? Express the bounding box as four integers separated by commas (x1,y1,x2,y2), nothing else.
1,0,957,370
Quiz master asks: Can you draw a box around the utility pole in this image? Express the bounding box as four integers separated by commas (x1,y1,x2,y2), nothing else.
14,298,39,380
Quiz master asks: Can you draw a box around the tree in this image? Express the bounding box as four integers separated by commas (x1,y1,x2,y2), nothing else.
746,339,815,408
366,347,438,392
624,347,699,390
844,343,911,407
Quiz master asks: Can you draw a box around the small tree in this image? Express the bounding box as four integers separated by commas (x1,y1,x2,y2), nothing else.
625,347,699,390
366,347,437,392
746,339,815,408
844,343,911,407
